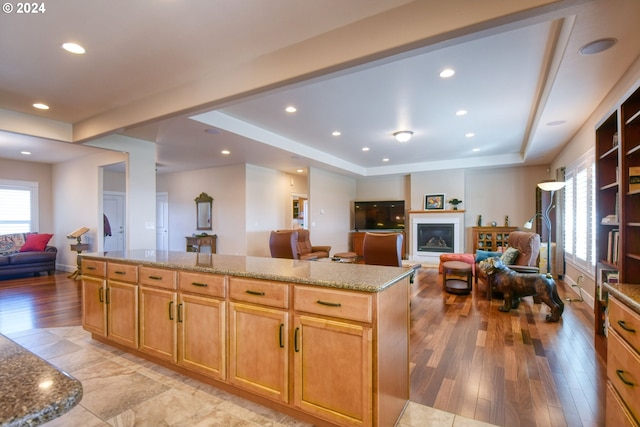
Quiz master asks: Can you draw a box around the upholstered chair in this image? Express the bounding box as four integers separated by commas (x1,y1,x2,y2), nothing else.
269,230,299,259
295,229,331,260
362,232,403,267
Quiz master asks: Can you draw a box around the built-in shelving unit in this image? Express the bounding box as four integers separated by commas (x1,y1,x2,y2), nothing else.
595,84,640,337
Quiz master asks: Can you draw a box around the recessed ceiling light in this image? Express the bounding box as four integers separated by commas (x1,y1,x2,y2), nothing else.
440,68,455,78
33,103,49,110
547,120,566,126
472,148,480,152
62,42,86,54
221,150,230,155
456,110,467,116
382,158,389,162
285,106,297,113
297,169,304,173
465,133,475,138
362,147,370,152
21,151,31,155
332,131,341,136
579,38,617,55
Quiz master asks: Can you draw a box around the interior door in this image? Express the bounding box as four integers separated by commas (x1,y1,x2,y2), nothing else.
104,192,125,252
156,192,169,251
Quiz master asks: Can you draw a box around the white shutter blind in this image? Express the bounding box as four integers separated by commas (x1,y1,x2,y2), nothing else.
0,181,38,233
564,174,574,255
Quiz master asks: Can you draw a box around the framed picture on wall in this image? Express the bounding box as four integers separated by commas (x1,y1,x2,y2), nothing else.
425,194,445,210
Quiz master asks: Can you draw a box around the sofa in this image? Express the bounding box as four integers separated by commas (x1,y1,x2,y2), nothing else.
0,233,57,278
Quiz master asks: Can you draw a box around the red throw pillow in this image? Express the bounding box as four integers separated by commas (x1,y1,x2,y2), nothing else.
20,233,53,252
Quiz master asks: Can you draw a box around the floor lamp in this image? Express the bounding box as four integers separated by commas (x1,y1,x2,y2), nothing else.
523,181,566,277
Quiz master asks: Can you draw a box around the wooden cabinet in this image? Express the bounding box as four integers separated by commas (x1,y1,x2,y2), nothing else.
185,235,217,253
139,285,177,362
177,271,226,381
81,259,106,336
471,226,518,253
228,277,289,403
351,230,406,258
293,286,373,426
606,296,640,426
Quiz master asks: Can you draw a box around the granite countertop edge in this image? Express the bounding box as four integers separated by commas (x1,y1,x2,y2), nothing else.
603,282,640,315
81,251,414,293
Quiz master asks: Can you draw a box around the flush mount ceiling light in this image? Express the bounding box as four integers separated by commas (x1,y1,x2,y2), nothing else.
285,106,297,113
33,103,49,110
579,38,617,55
62,42,86,54
393,130,413,143
439,68,455,78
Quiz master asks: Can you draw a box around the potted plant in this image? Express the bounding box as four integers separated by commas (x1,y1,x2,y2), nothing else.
448,198,462,210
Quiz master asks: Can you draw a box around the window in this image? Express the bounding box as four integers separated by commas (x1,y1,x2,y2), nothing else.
0,180,39,234
563,150,596,274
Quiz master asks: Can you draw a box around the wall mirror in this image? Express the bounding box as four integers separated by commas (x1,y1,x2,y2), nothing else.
195,192,213,230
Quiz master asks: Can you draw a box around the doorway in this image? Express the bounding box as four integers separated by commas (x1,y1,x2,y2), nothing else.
103,192,125,252
156,192,169,251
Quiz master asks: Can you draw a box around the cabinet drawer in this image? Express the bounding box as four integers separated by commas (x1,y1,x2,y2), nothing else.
229,277,288,309
179,271,226,298
294,286,372,323
82,259,106,278
139,266,177,290
606,381,639,427
609,296,640,354
608,329,640,422
107,262,138,283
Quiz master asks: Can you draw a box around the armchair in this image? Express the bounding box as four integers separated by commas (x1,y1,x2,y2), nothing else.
269,230,299,259
295,229,331,260
362,232,403,267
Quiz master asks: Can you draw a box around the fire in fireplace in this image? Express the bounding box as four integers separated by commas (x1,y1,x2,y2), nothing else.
417,223,454,253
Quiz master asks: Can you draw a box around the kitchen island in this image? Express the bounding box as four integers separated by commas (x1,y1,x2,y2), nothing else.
80,250,413,427
0,334,82,427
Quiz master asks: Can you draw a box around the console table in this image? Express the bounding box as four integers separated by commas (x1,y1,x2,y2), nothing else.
185,235,216,253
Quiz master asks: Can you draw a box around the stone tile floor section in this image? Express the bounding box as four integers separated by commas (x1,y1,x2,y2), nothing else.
6,327,499,427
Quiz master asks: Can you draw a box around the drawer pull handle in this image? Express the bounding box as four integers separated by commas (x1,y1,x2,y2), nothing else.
294,327,300,352
86,266,96,270
191,282,208,287
279,324,284,348
618,320,637,333
616,369,635,387
169,301,174,320
148,275,162,280
246,290,265,296
317,300,341,307
114,271,126,275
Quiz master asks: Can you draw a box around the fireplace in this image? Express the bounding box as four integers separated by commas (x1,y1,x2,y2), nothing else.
417,224,454,253
409,211,465,265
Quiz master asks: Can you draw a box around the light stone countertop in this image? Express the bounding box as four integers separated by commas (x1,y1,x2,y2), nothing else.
603,282,640,315
80,250,414,293
0,334,82,427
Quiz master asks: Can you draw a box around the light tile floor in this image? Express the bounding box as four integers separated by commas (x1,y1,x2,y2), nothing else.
7,327,498,427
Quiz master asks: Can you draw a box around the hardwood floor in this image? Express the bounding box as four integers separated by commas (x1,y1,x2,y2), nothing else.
0,269,607,427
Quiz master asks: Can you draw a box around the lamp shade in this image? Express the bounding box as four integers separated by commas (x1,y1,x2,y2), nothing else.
537,181,565,192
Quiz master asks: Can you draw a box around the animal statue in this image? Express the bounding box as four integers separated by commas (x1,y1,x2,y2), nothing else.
478,257,564,322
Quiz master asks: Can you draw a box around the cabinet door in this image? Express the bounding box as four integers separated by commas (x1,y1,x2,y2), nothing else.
293,315,372,426
178,293,226,381
106,280,139,349
82,276,106,336
139,286,177,362
229,302,288,403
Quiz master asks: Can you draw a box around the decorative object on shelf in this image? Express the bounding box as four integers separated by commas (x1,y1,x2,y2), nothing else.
504,215,509,226
490,221,497,227
67,227,90,280
195,192,213,230
477,215,482,226
630,166,640,193
524,181,566,277
448,198,462,210
612,132,618,148
424,194,445,210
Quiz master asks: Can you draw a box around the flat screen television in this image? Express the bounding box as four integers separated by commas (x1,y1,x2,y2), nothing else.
354,200,405,230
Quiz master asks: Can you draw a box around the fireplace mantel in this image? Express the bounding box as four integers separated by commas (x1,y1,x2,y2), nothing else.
409,211,465,266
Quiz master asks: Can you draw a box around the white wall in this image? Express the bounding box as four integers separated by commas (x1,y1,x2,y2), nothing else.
156,164,247,255
308,167,357,254
52,149,127,271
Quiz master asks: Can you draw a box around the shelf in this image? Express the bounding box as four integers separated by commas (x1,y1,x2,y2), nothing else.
625,108,640,126
600,182,619,190
627,253,640,261
628,189,640,196
627,222,640,227
599,259,618,270
600,145,619,160
627,143,640,156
